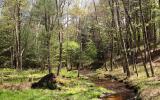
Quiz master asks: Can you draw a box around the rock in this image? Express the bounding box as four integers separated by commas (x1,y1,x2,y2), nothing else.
31,73,57,90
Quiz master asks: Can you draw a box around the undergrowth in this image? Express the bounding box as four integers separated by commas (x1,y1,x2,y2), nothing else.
0,68,113,100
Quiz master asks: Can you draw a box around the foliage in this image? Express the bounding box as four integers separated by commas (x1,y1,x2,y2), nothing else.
83,40,97,64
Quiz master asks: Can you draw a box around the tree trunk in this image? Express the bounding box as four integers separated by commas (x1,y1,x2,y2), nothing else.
122,0,138,75
108,0,115,71
139,0,155,77
44,0,51,74
15,1,22,70
57,31,63,76
66,2,70,70
10,47,14,68
55,0,63,76
134,7,150,77
116,0,130,77
47,34,51,73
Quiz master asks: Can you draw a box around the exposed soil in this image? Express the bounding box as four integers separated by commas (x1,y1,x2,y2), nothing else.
0,82,32,90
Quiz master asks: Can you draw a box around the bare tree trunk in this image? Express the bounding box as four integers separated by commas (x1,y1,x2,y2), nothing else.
121,0,138,76
151,0,157,51
92,0,104,64
78,42,82,77
139,0,155,77
104,62,108,71
10,47,14,68
92,0,101,48
66,1,70,70
92,0,98,24
108,0,115,71
57,31,63,76
134,9,150,77
15,0,22,70
56,0,64,76
47,34,51,73
44,0,51,74
115,0,130,77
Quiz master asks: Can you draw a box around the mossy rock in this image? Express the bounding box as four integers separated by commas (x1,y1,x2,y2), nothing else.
31,73,57,90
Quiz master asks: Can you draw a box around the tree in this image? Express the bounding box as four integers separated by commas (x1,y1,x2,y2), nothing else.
1,0,29,70
56,0,66,76
31,0,58,73
139,0,155,77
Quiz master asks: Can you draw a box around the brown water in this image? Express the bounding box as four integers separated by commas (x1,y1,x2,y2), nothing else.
80,69,137,100
101,94,123,100
93,79,136,100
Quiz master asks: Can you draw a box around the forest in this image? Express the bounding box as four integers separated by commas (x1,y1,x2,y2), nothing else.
0,0,160,100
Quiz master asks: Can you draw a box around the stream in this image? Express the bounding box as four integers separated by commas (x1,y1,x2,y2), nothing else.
93,78,137,100
80,69,138,100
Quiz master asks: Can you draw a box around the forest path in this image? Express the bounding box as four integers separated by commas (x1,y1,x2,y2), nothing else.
80,69,137,100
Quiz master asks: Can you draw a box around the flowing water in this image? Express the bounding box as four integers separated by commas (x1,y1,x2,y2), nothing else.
93,79,136,100
80,69,137,100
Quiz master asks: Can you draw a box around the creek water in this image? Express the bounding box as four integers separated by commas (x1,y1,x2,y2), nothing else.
80,69,137,100
93,79,136,100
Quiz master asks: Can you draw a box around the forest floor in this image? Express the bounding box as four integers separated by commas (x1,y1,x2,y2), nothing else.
0,68,113,100
0,64,160,100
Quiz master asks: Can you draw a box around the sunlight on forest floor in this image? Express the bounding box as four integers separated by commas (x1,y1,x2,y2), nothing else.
0,68,113,100
0,66,160,100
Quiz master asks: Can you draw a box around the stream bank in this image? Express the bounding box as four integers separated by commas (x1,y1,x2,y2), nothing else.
93,78,138,100
80,69,139,100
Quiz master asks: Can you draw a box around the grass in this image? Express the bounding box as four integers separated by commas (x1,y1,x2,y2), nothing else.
0,68,113,100
0,87,108,100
